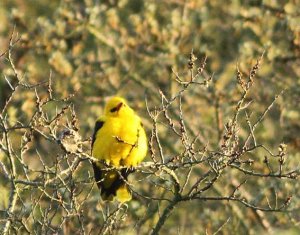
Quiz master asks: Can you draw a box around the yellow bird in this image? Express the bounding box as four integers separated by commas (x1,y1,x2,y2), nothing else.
91,97,147,202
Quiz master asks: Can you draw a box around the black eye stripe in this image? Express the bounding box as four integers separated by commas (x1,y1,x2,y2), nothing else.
110,107,119,112
110,102,123,112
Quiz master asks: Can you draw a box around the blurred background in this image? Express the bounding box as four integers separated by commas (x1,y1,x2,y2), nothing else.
0,0,300,234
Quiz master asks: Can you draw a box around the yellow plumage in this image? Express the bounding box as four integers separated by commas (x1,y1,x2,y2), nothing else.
91,97,147,202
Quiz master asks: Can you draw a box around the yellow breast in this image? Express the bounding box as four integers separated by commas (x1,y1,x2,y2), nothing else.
92,114,147,167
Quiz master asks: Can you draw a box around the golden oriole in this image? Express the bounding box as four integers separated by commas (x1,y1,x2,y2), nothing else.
91,97,147,202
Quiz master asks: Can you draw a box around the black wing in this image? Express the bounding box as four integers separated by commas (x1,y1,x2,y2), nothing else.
92,163,132,199
91,120,104,191
91,120,104,148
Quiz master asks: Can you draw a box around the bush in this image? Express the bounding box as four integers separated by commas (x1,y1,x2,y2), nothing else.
1,1,300,234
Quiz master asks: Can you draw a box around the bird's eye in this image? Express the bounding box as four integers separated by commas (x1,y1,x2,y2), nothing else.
110,102,123,113
110,107,118,112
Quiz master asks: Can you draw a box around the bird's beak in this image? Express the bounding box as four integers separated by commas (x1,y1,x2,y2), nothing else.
115,102,123,112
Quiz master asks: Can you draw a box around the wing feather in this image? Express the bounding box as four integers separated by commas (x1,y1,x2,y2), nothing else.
91,120,104,148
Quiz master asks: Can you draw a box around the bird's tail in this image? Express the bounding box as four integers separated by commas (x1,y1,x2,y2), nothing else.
92,163,133,202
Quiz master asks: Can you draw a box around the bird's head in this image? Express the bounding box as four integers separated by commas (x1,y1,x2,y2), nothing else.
104,96,134,117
